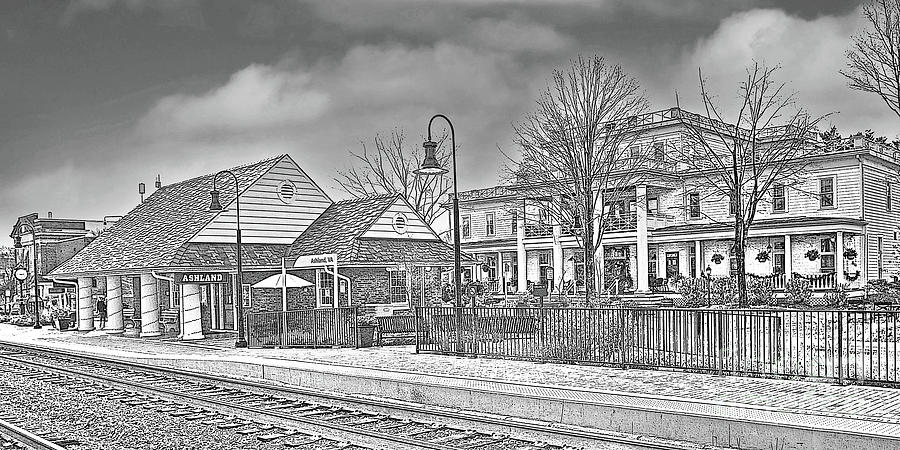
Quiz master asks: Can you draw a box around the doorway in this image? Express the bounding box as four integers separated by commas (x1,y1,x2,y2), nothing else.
665,252,680,279
203,283,234,331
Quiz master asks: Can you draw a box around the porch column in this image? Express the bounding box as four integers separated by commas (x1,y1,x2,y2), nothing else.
516,204,527,292
77,277,94,331
836,231,845,286
552,221,563,293
497,251,505,295
694,241,703,278
105,275,123,335
181,283,204,340
598,245,605,293
139,273,161,338
784,234,793,277
636,185,649,292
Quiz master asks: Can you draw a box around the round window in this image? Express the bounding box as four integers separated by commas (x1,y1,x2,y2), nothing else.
277,180,296,204
392,212,408,234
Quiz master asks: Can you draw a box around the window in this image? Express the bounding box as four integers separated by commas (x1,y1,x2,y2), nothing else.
820,237,836,273
888,184,893,212
511,210,518,234
487,255,498,280
773,241,786,274
649,251,658,279
572,252,585,290
688,245,696,278
688,193,700,219
629,146,641,158
461,215,471,238
728,196,736,216
819,177,835,208
277,180,296,204
647,197,658,215
389,270,408,304
241,283,252,308
538,251,551,282
772,183,786,212
878,237,884,279
653,142,665,161
485,212,496,236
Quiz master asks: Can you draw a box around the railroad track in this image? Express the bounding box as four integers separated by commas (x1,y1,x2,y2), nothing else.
0,412,74,450
0,342,716,450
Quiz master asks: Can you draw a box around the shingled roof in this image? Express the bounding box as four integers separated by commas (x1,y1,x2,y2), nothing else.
286,194,465,265
50,156,284,277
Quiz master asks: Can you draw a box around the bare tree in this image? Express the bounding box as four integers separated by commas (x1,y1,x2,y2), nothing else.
672,64,826,307
506,55,650,300
336,130,451,225
843,0,900,119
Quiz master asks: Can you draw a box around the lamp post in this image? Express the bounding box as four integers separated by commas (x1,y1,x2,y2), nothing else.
208,170,247,348
705,265,712,307
415,114,461,307
13,221,42,329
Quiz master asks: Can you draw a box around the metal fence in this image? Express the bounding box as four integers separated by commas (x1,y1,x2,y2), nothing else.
415,306,900,386
246,307,359,348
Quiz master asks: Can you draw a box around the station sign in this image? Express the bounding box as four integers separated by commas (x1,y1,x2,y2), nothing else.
293,253,337,268
48,288,67,294
176,272,229,284
14,268,27,281
532,283,548,297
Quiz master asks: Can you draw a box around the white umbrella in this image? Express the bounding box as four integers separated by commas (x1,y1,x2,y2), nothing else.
251,273,314,289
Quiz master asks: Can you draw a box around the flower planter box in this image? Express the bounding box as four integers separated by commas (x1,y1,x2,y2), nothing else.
56,317,71,331
357,325,376,348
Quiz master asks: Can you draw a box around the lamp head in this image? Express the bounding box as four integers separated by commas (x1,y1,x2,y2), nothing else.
705,266,712,277
415,139,447,176
208,190,224,212
13,235,21,249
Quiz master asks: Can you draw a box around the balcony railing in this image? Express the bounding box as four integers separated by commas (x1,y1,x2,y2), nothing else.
605,213,637,232
524,223,552,238
647,213,675,229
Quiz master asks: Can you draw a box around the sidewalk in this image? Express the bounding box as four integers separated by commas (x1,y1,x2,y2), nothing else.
1,324,898,449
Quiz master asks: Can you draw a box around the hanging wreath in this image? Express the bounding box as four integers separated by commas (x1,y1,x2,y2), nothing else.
756,251,770,263
845,270,861,281
843,248,858,260
711,253,725,264
805,249,820,261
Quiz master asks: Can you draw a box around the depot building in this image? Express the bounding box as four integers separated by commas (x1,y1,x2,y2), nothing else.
48,155,462,339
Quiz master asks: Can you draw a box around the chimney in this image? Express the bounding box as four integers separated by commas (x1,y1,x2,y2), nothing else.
139,182,146,203
155,174,161,189
47,211,52,219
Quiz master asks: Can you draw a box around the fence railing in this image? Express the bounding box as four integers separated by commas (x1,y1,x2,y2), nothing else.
246,307,359,348
415,306,900,386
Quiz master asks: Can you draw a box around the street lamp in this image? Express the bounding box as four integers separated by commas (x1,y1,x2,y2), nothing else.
704,265,712,307
416,114,462,307
208,170,247,348
13,220,42,329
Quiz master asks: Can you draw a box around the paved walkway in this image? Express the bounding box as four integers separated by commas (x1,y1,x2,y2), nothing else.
2,324,900,439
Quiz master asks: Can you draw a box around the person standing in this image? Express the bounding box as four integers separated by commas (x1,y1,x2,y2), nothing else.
97,296,108,330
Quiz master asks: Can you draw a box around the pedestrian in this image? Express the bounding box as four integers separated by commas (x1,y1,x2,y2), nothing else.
97,296,108,329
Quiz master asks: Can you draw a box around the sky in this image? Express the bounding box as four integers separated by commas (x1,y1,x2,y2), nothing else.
1,0,894,244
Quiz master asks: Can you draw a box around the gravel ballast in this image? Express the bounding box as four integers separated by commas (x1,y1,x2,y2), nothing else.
0,367,319,450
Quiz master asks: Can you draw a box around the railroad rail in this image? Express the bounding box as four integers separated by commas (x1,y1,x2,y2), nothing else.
0,341,720,450
0,414,72,450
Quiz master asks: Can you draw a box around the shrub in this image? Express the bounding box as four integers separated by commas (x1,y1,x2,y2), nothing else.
821,288,848,308
710,277,738,305
867,279,900,305
747,277,775,306
676,278,707,307
785,279,812,306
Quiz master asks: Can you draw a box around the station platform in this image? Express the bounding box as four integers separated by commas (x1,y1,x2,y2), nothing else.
1,325,898,450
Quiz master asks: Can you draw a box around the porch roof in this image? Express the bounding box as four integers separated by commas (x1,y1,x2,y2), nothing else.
652,216,867,239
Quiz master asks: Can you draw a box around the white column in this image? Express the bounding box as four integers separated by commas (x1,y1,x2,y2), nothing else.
836,231,845,286
497,251,505,295
516,204,527,292
552,221,563,293
181,284,204,340
597,245,605,293
636,185,650,292
694,241,703,278
77,277,93,331
105,275,123,335
784,234,793,277
139,273,161,338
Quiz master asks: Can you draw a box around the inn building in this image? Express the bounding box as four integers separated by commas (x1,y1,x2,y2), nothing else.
452,108,900,300
49,155,459,339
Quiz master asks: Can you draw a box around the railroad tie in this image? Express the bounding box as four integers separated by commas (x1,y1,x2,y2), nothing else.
257,430,305,442
283,436,323,447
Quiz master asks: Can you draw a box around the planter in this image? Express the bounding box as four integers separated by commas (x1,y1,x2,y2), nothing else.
56,317,71,331
357,325,376,348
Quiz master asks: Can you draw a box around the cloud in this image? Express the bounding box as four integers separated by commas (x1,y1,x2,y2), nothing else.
137,63,331,137
676,7,896,137
61,0,205,28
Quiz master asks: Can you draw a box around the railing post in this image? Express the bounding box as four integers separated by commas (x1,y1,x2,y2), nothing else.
471,306,478,358
281,311,288,348
620,308,627,368
353,306,360,349
414,306,421,354
838,310,844,385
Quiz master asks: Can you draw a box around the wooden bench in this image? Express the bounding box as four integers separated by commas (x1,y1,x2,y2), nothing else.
160,309,180,334
376,315,416,346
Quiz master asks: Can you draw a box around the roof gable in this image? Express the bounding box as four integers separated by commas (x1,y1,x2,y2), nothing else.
191,154,332,244
50,156,283,277
360,196,440,240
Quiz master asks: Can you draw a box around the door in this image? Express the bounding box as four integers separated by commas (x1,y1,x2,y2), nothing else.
665,252,680,279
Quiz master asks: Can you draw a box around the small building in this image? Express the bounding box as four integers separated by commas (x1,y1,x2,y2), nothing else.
49,154,461,339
